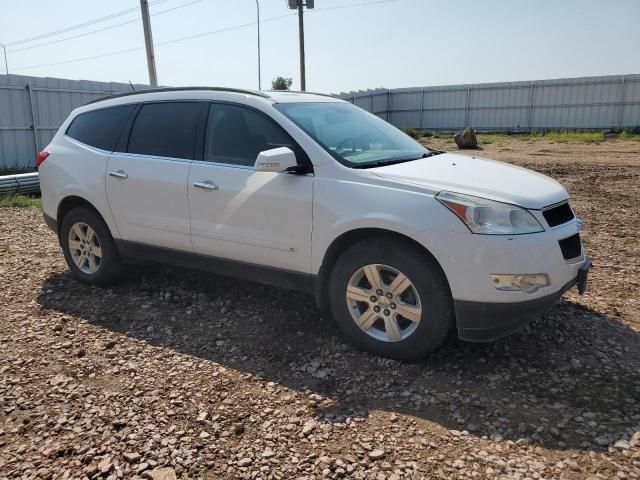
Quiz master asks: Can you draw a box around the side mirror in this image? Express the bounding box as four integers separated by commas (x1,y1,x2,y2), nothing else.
254,147,298,173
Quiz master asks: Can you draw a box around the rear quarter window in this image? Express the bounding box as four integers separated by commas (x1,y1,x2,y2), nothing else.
66,104,135,151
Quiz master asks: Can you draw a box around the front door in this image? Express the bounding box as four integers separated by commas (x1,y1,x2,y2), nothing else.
188,102,313,273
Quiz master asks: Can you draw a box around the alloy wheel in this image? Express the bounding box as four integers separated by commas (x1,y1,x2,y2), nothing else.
345,263,422,342
68,222,102,274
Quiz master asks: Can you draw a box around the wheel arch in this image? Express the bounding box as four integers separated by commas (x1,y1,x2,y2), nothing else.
56,196,113,238
315,228,452,311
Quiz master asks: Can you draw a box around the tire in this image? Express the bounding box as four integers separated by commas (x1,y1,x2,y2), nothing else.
59,206,121,286
328,237,454,361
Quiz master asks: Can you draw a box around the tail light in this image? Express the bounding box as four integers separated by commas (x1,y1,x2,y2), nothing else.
36,150,49,168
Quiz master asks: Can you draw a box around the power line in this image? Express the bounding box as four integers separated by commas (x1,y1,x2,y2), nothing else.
156,13,293,46
12,13,293,71
7,0,206,54
13,47,146,71
4,0,171,47
12,0,400,72
308,0,398,13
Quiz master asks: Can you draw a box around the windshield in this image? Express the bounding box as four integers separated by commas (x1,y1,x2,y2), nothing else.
274,102,430,168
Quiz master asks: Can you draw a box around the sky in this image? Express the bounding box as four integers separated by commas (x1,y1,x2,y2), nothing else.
1,0,638,94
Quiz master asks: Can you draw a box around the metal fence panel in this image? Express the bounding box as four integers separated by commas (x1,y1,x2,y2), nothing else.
390,90,423,111
390,111,420,129
3,73,640,170
425,89,467,109
423,110,466,130
470,107,530,130
0,73,148,170
625,80,640,102
339,74,640,132
470,86,530,108
353,96,372,111
623,105,640,126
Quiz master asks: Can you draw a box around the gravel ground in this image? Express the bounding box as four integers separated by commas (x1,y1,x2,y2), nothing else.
1,137,639,479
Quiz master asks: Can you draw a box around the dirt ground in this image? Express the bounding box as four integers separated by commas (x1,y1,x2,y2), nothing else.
1,137,639,479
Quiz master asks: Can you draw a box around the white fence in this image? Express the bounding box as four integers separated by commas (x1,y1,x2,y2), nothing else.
339,74,640,131
2,73,639,170
0,74,149,170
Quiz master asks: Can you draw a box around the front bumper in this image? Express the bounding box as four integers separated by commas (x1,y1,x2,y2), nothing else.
412,218,586,304
455,257,591,342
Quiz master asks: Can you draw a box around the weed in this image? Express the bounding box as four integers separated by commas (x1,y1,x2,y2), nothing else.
526,131,604,142
619,129,640,141
0,194,42,208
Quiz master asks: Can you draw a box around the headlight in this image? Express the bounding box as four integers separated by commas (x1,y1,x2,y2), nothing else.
436,191,544,235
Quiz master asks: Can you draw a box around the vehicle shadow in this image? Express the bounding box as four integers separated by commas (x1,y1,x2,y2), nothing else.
37,262,640,452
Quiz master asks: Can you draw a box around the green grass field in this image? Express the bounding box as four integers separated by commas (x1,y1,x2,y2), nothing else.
524,131,604,142
417,129,640,144
0,194,42,208
619,129,640,142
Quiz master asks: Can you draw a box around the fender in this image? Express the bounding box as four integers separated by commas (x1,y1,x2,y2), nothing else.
54,184,121,240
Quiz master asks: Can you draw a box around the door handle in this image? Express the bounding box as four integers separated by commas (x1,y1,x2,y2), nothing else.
193,180,219,191
109,170,128,179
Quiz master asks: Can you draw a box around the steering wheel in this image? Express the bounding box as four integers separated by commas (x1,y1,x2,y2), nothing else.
336,137,357,153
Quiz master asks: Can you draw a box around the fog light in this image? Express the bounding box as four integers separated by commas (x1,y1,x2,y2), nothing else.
490,273,550,293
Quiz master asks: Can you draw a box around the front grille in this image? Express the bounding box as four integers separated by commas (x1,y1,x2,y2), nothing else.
558,233,582,260
543,202,575,227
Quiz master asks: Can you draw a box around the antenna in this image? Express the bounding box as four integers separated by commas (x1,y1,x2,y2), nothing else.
128,81,136,92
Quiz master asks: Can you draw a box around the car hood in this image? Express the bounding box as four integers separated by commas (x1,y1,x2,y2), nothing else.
371,152,568,209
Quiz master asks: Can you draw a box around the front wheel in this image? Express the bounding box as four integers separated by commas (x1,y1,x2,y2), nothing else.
328,238,454,361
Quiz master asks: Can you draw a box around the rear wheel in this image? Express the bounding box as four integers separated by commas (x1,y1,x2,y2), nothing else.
328,238,454,361
60,207,121,286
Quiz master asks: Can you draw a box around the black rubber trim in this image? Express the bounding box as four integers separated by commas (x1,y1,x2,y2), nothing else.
454,277,578,342
114,240,315,294
114,103,142,153
43,213,57,233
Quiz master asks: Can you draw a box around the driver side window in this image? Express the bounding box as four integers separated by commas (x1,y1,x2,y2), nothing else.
203,103,294,167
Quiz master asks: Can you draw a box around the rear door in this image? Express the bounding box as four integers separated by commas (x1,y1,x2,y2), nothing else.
187,102,313,273
106,101,202,251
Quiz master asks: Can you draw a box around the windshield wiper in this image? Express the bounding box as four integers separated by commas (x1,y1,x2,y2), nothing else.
352,150,442,169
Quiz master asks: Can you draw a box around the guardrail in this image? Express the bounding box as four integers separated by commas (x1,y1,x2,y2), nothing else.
0,172,40,194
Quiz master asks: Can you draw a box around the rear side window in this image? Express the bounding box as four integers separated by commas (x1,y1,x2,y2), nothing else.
127,102,201,160
66,105,135,151
204,103,294,166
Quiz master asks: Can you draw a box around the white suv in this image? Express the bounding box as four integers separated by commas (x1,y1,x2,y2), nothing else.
38,87,590,360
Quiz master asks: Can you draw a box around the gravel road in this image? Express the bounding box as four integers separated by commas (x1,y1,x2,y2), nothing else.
1,138,639,479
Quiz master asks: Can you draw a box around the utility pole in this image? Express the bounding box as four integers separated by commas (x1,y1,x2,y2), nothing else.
287,0,313,91
0,44,8,75
297,1,306,91
140,0,158,86
256,0,261,90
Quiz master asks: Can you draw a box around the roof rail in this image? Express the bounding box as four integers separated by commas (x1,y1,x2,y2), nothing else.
269,90,339,99
85,86,272,105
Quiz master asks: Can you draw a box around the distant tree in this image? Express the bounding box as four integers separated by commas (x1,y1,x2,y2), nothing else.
271,76,293,91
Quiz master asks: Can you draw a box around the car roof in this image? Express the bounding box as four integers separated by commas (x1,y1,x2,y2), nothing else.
266,90,341,103
83,87,344,109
